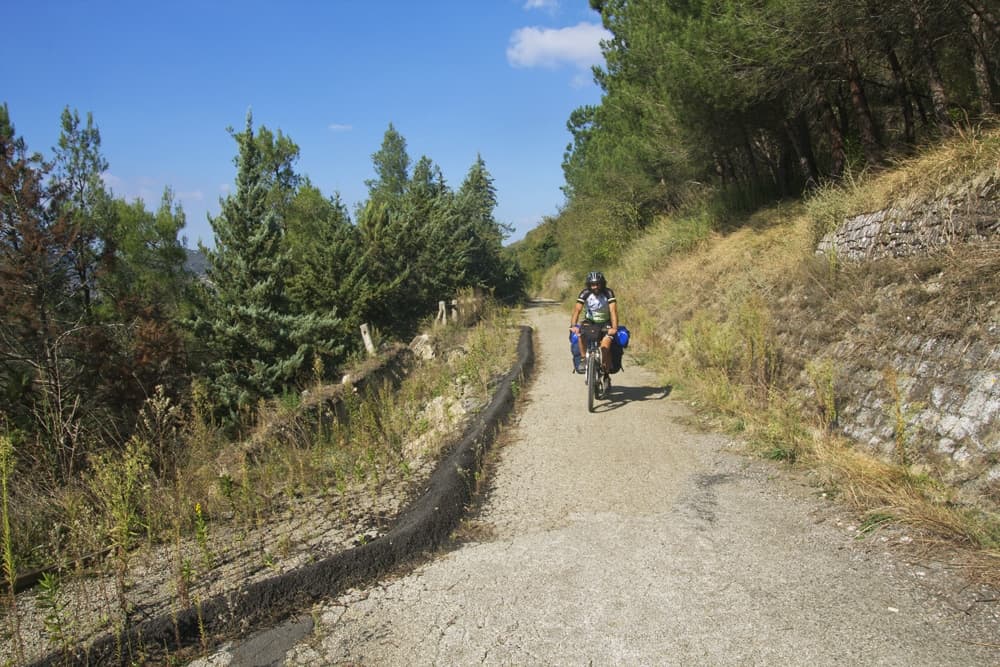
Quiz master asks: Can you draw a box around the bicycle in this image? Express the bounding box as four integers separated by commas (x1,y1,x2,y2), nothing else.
579,323,612,412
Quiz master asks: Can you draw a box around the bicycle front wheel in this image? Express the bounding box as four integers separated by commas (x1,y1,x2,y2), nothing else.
587,352,597,412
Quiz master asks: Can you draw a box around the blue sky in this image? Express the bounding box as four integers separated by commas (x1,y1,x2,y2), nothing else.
2,1,609,248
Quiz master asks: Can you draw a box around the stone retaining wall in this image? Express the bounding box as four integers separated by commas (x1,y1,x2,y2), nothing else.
817,174,999,260
831,332,1000,501
814,178,1000,506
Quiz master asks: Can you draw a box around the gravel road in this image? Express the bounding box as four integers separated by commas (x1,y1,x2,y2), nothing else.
205,303,999,666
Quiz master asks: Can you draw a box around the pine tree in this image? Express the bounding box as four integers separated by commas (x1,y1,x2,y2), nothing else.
51,107,113,315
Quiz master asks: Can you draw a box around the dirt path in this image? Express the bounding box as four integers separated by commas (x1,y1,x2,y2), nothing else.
203,304,999,666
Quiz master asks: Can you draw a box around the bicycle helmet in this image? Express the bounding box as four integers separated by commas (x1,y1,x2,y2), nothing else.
586,271,606,288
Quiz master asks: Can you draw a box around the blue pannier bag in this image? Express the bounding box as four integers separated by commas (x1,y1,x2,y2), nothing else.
569,329,582,370
616,325,630,348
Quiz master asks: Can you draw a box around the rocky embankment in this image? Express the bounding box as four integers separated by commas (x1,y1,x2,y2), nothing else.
810,174,1000,507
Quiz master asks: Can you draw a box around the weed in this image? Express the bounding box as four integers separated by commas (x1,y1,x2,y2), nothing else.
87,436,152,621
806,358,838,429
277,534,292,559
193,502,213,570
883,367,925,466
37,571,73,654
858,512,895,537
194,595,207,653
0,433,23,665
137,385,184,483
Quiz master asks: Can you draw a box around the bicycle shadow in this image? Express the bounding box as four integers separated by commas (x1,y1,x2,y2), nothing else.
591,383,673,413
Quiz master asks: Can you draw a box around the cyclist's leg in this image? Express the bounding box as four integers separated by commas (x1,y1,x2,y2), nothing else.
599,331,613,373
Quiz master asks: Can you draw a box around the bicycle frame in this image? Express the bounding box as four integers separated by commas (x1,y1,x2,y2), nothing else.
582,326,610,412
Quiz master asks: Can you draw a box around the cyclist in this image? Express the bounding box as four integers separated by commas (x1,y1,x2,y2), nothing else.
569,271,619,375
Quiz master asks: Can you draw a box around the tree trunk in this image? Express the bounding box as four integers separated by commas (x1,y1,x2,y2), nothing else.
910,1,954,128
962,0,1000,41
970,12,997,116
836,93,851,140
843,38,882,162
817,88,846,179
912,87,931,125
742,126,760,184
885,46,917,143
866,0,916,142
713,153,728,187
783,112,819,189
774,130,796,197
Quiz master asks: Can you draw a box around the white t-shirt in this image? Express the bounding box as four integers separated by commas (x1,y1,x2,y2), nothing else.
576,287,616,324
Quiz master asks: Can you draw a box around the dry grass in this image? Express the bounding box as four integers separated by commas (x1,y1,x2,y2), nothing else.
806,125,1000,241
601,129,1000,582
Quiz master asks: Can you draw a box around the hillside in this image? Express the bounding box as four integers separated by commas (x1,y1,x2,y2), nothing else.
552,129,1000,555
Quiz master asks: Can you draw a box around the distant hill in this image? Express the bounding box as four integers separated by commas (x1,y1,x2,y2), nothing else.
185,248,209,277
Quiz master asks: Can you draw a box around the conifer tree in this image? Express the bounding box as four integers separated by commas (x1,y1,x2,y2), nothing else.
365,123,410,208
51,107,113,315
285,183,368,356
403,156,471,304
455,155,510,292
193,111,342,418
355,200,416,334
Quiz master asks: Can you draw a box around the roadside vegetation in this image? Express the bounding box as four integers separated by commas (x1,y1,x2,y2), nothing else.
0,298,520,664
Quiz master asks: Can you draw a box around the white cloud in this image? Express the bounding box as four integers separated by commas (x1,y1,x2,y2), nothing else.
101,171,123,189
328,123,353,132
506,22,609,71
523,0,559,10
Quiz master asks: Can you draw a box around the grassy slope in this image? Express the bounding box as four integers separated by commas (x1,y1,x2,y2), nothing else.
603,128,1000,577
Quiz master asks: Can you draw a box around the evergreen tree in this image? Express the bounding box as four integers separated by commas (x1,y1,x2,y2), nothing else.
455,155,512,293
193,111,342,418
99,190,192,413
355,200,417,335
109,188,190,309
404,156,474,300
285,182,368,358
51,107,114,315
365,123,410,208
253,125,302,216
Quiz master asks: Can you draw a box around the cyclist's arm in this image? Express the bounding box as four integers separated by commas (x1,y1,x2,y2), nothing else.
570,301,583,330
608,301,619,335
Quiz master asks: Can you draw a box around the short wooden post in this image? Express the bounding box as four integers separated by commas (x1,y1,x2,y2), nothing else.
450,299,459,322
360,323,376,356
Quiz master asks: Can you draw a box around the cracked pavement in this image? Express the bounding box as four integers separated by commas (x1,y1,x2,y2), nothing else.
200,304,999,666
